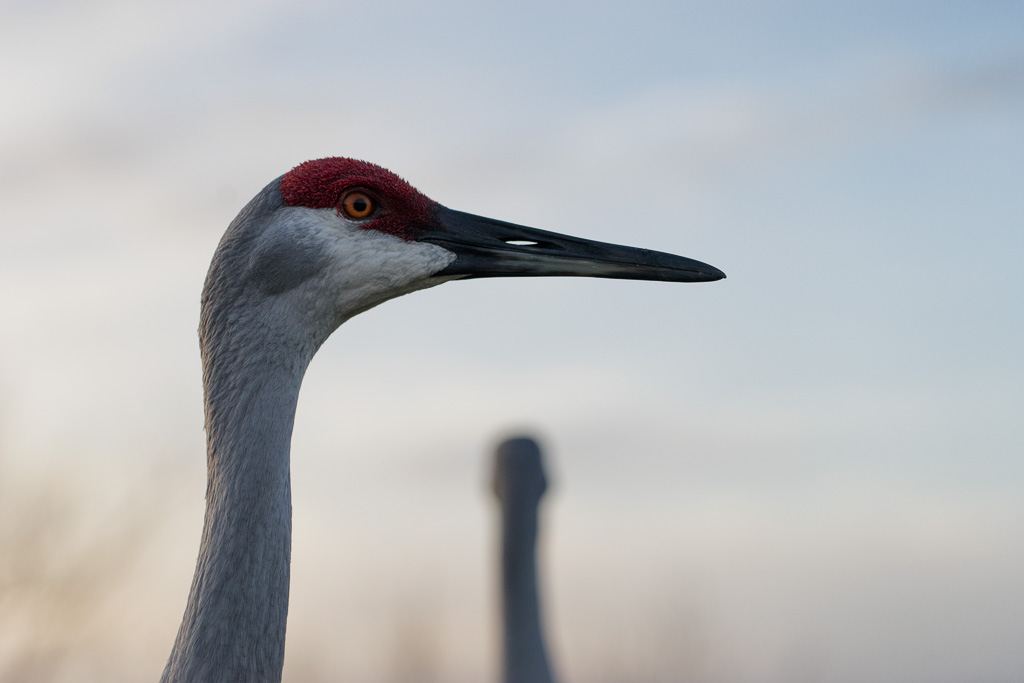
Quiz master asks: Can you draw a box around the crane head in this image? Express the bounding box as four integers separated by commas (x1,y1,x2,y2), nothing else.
204,157,724,353
279,157,725,283
493,436,549,507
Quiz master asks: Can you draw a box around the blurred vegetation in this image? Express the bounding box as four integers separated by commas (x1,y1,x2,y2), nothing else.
0,445,152,681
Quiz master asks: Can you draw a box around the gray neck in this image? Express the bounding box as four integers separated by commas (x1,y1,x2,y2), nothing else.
493,438,557,683
162,185,319,683
161,337,308,683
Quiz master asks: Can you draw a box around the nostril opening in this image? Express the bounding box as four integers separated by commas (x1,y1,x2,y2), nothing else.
505,239,539,246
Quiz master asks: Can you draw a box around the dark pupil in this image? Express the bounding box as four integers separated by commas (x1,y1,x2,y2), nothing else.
353,198,368,213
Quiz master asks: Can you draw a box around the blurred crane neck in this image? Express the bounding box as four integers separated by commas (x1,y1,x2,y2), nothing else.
499,494,556,683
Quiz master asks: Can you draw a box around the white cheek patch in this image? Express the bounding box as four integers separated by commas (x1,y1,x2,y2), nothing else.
328,224,456,299
278,207,457,324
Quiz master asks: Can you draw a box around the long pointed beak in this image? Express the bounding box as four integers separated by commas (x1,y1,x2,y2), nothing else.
418,207,725,282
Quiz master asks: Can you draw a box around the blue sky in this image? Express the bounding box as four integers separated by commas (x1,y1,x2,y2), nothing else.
1,1,1023,681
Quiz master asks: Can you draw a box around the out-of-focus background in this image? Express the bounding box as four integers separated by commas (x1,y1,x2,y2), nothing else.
1,1,1022,681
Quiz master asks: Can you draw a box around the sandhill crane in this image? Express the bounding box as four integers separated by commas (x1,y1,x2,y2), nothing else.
492,436,558,683
161,157,724,682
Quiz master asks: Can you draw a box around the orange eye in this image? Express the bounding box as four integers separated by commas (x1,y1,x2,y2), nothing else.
341,191,375,219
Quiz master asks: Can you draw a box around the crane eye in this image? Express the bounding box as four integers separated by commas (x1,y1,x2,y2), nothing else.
341,191,376,219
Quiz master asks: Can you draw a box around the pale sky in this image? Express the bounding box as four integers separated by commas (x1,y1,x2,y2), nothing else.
1,1,1022,681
